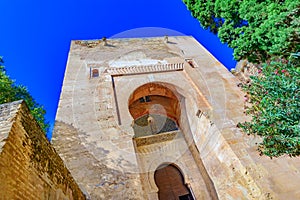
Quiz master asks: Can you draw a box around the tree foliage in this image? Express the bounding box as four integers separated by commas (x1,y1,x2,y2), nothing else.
183,0,300,62
0,57,49,133
183,0,300,157
239,55,300,157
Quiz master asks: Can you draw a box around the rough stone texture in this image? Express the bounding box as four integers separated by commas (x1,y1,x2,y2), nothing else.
232,60,261,84
53,36,300,199
53,121,142,200
134,130,214,200
0,101,85,200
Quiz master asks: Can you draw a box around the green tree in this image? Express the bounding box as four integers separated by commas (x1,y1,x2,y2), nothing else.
0,57,49,133
183,0,299,62
239,55,300,157
183,0,300,157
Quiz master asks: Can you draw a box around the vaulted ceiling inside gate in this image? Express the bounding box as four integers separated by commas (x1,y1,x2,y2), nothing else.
128,83,182,136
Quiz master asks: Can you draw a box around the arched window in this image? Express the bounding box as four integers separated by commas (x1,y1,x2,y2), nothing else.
92,69,99,77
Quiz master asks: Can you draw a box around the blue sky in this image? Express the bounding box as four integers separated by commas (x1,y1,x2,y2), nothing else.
0,0,236,139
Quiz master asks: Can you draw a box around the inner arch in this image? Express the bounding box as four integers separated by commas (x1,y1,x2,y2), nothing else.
154,164,194,200
128,82,181,137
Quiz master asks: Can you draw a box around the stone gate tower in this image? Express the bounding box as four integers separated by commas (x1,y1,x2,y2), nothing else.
53,36,300,200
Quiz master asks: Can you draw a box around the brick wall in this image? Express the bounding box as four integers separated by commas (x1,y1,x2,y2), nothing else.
0,101,85,200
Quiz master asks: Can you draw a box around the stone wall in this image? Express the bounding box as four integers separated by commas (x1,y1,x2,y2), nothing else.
0,101,85,200
53,36,300,199
134,130,214,200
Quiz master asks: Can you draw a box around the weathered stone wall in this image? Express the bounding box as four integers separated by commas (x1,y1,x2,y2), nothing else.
229,60,300,199
53,36,300,199
182,43,300,199
0,101,85,200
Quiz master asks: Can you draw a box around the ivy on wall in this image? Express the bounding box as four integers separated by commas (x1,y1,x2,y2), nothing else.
239,54,300,157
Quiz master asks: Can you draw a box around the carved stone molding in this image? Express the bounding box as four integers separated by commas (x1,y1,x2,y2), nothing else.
133,130,182,147
107,63,184,76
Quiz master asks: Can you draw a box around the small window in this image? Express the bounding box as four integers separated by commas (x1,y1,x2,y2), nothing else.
92,69,99,77
196,110,202,117
185,59,197,68
139,96,151,103
145,96,151,102
139,97,145,103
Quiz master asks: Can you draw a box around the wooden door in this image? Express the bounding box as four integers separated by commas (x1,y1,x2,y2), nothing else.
154,165,194,200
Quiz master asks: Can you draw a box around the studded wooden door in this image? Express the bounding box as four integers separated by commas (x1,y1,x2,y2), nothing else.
154,165,194,200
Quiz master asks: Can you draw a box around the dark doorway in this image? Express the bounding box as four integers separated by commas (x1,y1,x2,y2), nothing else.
154,164,194,200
